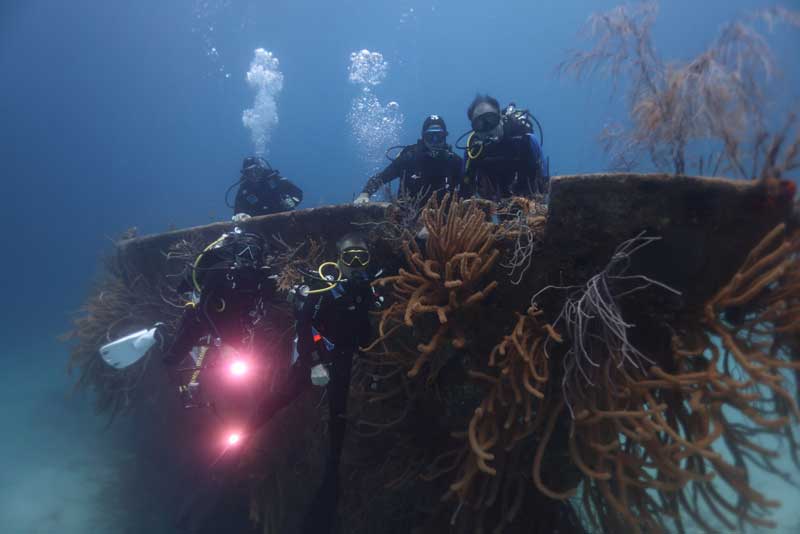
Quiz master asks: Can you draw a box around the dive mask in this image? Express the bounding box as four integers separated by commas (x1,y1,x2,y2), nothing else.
340,248,370,267
471,111,501,134
242,165,262,180
423,127,447,147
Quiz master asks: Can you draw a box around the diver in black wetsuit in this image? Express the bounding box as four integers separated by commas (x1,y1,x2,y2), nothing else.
164,233,376,534
354,115,463,204
160,229,275,407
462,94,549,200
229,156,303,219
247,232,378,534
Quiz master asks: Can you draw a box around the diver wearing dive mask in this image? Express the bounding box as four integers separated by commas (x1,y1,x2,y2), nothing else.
229,156,304,218
354,115,463,205
471,107,503,141
462,94,549,200
246,232,380,534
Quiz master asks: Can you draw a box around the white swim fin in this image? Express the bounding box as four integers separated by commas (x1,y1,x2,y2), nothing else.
99,324,162,369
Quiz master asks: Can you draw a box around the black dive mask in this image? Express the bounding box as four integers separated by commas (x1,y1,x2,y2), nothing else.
423,127,448,156
423,129,446,146
471,111,501,134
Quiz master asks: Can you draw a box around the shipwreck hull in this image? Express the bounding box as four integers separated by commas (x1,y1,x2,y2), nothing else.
119,173,791,306
69,173,798,534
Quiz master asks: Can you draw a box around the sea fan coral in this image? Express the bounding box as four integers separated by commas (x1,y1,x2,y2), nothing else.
560,2,800,179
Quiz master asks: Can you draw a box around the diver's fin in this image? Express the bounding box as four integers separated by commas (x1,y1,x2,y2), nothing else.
99,324,163,369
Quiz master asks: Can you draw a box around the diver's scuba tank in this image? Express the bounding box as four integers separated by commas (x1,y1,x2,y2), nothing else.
502,102,534,136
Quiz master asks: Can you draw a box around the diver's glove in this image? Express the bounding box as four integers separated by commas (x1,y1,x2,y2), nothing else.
280,195,300,211
354,193,370,205
232,213,251,222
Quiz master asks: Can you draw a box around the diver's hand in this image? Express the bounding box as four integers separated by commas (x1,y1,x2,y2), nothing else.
232,213,251,222
280,195,300,211
354,193,370,205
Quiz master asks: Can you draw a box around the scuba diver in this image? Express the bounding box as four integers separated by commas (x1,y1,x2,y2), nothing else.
244,232,379,533
159,228,275,409
228,156,303,220
100,228,278,533
99,227,275,406
354,115,463,204
460,94,549,200
124,233,379,534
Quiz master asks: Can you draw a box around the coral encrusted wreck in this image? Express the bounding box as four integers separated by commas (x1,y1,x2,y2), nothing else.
67,174,799,534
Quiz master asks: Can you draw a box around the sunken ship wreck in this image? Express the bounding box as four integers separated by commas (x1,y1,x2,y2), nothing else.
67,173,800,534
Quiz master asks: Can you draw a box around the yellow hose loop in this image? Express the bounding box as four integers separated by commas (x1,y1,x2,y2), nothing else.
193,235,228,293
305,261,343,295
466,132,484,160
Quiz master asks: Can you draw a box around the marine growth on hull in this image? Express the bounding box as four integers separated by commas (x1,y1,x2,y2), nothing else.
66,174,800,534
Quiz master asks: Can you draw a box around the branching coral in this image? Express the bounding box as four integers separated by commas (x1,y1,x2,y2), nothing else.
496,196,548,286
441,307,561,524
372,193,500,379
540,224,800,534
353,188,429,243
269,234,326,293
361,210,800,534
560,2,800,178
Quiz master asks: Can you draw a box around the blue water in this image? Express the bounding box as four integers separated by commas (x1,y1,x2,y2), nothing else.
1,1,798,532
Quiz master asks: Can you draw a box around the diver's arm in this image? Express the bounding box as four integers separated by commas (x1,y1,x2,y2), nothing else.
245,292,316,432
233,181,250,216
524,133,548,193
359,152,407,198
162,308,202,365
276,176,303,210
294,300,316,368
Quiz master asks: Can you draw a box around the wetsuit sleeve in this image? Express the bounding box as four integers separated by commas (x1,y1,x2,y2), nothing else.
247,293,314,432
233,180,249,215
525,133,548,193
528,134,545,176
360,149,409,196
509,134,548,196
162,307,202,365
276,176,304,209
353,286,378,350
293,291,321,368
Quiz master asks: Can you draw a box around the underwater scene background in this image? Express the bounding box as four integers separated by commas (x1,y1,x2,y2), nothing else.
1,0,799,533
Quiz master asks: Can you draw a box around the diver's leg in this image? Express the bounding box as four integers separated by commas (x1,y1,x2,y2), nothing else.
303,351,354,534
162,307,203,365
247,360,310,432
327,350,353,464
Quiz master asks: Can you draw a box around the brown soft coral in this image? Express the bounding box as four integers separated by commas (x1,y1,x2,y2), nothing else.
554,223,800,534
444,307,561,514
372,193,500,378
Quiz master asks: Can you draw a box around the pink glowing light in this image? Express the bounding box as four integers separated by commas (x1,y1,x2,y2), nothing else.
229,359,248,377
227,432,242,446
